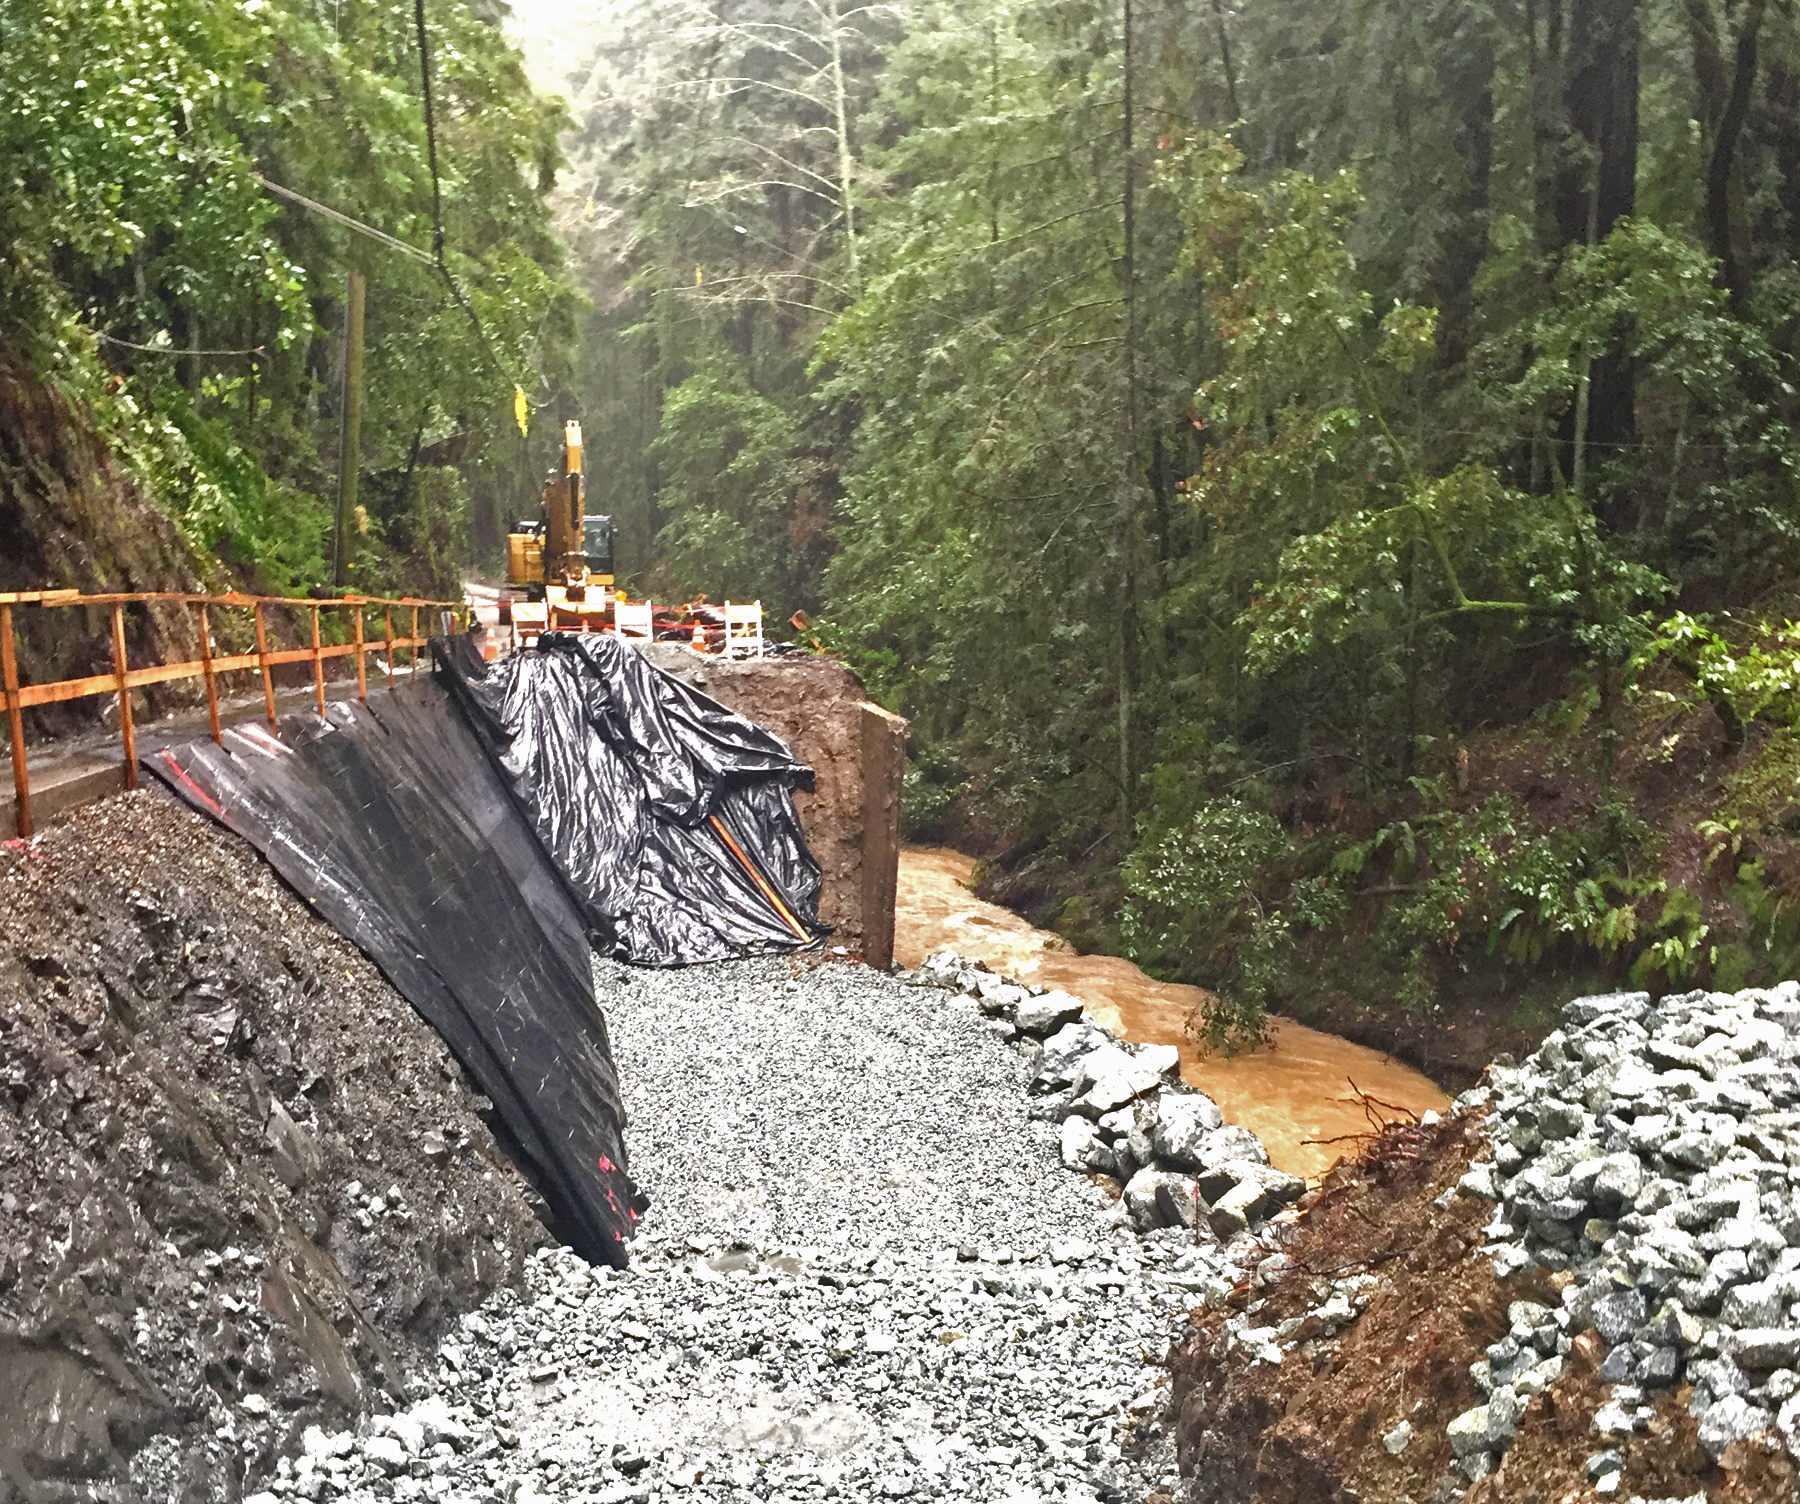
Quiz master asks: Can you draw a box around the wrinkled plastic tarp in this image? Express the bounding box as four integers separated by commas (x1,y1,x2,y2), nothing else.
439,632,827,966
143,685,644,1266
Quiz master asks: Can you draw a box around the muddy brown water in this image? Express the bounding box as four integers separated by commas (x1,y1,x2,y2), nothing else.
893,847,1449,1181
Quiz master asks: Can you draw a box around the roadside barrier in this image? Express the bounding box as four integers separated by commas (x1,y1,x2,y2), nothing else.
1,588,467,837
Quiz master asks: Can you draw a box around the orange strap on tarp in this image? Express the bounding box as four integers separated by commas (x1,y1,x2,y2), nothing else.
708,813,813,943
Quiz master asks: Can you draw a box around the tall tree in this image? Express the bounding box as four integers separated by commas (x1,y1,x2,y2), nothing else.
1550,0,1641,495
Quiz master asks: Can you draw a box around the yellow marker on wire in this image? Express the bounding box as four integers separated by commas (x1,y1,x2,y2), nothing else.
514,386,529,438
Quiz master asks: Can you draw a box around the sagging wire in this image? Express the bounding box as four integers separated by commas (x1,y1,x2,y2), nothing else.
256,174,438,266
96,332,267,357
411,0,527,405
250,5,539,421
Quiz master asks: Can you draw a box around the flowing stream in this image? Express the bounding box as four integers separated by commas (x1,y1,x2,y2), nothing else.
892,846,1449,1180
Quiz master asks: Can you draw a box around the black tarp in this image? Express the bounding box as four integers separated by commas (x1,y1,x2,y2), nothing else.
142,635,830,1264
143,683,645,1266
438,632,827,966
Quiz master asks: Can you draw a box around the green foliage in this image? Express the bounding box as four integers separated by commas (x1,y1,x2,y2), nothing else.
2,0,578,594
35,0,1800,1044
1631,611,1800,727
1120,798,1293,1050
649,372,832,609
158,388,328,592
560,0,1800,1043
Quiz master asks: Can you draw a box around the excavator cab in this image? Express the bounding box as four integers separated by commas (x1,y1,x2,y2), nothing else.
582,514,615,579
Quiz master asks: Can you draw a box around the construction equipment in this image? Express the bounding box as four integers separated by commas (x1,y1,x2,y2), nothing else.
505,421,615,632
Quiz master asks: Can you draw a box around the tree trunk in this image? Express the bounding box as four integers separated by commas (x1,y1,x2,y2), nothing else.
1116,0,1141,831
1701,0,1766,307
826,0,858,289
1429,0,1495,370
1758,62,1800,253
1551,0,1639,507
1554,0,1639,250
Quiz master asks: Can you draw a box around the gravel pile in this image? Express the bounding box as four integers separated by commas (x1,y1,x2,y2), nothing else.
0,794,549,1501
243,950,1305,1504
1450,983,1800,1483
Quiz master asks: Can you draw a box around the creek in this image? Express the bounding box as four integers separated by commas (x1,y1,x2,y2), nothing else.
892,846,1449,1180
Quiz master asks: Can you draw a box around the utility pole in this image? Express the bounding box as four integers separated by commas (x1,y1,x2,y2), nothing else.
332,268,366,587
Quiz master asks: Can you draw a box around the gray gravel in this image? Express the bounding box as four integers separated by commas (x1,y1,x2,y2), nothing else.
605,956,1115,1253
1447,982,1800,1480
249,955,1263,1504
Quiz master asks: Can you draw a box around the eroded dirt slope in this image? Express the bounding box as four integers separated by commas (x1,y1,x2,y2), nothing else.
0,791,550,1503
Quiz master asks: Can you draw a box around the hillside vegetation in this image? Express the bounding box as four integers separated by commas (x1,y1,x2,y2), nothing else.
13,0,1800,1062
544,0,1800,1060
1,0,578,607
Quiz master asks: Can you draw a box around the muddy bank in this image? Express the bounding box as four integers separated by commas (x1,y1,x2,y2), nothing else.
1165,977,1800,1504
0,792,549,1502
894,847,1447,1180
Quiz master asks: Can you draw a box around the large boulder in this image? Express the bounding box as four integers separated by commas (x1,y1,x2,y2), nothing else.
1124,1166,1198,1233
1033,1021,1115,1092
1201,1161,1305,1233
1150,1093,1227,1167
1014,989,1085,1037
1071,1044,1180,1116
1060,1117,1118,1177
1188,1125,1272,1179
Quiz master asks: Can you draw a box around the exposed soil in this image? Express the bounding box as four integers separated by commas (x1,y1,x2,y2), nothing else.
1168,1106,1790,1504
0,791,549,1503
0,358,212,739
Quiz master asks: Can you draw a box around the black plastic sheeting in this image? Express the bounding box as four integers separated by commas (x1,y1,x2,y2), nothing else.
143,683,645,1267
438,632,828,966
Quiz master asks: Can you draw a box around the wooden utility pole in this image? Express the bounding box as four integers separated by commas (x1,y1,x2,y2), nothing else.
332,268,367,587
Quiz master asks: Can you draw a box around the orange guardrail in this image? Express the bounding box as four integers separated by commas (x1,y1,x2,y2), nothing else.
1,589,468,838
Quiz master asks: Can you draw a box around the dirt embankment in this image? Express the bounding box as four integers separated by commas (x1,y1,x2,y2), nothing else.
1169,1107,1789,1504
0,360,216,738
0,792,550,1503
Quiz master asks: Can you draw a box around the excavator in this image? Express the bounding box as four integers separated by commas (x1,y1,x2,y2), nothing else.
503,420,616,634
499,419,762,655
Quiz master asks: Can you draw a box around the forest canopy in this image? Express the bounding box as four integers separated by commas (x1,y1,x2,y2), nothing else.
13,0,1800,1050
1,0,580,598
549,0,1800,1046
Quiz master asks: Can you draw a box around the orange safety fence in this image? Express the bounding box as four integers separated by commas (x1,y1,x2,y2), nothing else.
1,589,468,838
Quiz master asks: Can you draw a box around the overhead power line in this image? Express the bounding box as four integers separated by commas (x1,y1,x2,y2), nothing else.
253,16,533,412
254,174,438,265
410,0,519,398
255,162,523,403
96,332,267,357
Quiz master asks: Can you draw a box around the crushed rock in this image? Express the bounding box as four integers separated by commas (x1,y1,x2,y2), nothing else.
242,949,1315,1503
0,792,551,1500
1169,983,1800,1503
